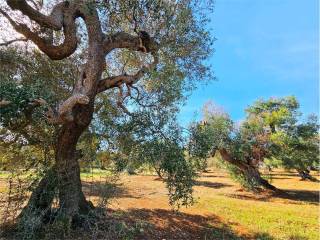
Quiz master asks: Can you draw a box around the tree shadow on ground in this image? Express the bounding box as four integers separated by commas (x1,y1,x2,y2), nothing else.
82,181,141,199
269,172,320,181
276,189,319,204
105,208,275,240
269,172,298,177
267,177,291,180
0,208,275,240
194,180,232,189
202,174,228,178
226,189,319,205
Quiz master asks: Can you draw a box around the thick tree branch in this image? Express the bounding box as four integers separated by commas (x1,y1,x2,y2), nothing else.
46,94,90,124
103,31,158,54
96,53,158,94
219,148,247,170
1,5,77,60
6,0,65,30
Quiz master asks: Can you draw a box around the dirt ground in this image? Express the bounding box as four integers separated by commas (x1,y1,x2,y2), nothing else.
81,169,320,240
0,168,319,240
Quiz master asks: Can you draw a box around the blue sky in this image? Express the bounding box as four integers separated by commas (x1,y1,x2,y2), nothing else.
179,0,319,126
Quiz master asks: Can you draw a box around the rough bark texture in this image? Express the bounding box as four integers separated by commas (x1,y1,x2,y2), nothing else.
17,168,57,232
219,149,278,192
55,120,92,221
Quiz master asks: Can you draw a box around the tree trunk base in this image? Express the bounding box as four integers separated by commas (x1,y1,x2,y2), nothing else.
242,166,278,192
17,168,57,234
298,170,319,182
218,149,278,193
154,166,164,179
16,169,95,238
250,167,277,191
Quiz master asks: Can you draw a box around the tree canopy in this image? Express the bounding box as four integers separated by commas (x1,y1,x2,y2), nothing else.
0,0,214,237
190,97,319,191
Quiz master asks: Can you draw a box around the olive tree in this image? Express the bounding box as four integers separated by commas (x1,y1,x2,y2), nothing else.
191,97,319,192
0,0,213,231
248,98,319,181
189,108,278,192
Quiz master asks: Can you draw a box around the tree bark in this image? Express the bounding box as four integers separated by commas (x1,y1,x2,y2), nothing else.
3,0,158,230
55,104,95,224
154,165,164,179
17,110,96,230
17,168,57,232
243,165,278,191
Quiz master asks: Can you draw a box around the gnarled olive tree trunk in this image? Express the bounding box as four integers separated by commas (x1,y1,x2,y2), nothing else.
55,108,95,220
219,149,278,192
297,169,318,182
3,0,158,230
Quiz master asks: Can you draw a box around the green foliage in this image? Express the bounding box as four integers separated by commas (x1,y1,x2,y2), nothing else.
0,0,216,215
246,96,299,132
160,141,196,208
98,112,197,207
0,48,76,171
0,80,50,127
271,115,319,172
247,96,319,174
188,106,233,169
190,97,318,190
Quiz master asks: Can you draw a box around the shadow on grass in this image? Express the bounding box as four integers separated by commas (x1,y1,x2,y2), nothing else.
226,189,319,205
107,208,275,240
277,189,319,204
1,208,275,240
82,181,141,199
267,177,291,180
194,180,232,189
269,172,320,181
287,235,309,240
202,174,228,178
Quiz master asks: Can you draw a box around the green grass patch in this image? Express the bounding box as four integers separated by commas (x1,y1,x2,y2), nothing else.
80,168,113,178
197,195,319,240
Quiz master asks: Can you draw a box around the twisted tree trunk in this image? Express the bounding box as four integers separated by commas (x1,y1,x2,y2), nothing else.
297,169,318,182
55,110,95,223
219,149,278,192
3,0,158,232
18,105,96,230
17,168,57,232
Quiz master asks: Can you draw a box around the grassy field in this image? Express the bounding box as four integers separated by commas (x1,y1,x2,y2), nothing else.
0,168,319,239
79,168,319,240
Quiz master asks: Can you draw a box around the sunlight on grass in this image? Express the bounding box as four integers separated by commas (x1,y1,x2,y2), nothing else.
198,195,318,240
80,168,113,179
